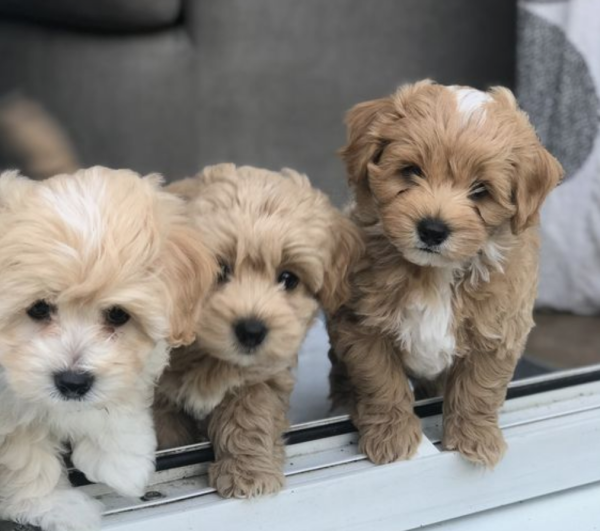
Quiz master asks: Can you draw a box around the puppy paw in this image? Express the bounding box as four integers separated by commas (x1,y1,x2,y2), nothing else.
358,411,422,465
9,489,103,531
443,419,507,468
209,456,285,499
42,490,103,531
72,442,154,498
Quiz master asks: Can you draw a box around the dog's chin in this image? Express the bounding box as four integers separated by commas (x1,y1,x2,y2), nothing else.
219,340,299,371
402,247,455,268
232,346,265,367
49,394,98,410
231,343,288,368
200,340,265,367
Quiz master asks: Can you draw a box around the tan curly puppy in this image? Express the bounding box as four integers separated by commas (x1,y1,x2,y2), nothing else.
154,164,363,498
328,80,563,468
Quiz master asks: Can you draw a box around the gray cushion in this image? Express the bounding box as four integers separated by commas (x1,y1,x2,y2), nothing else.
0,19,197,179
0,0,517,200
188,0,517,205
0,0,182,32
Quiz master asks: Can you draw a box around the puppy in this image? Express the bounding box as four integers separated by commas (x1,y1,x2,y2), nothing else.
154,163,363,498
0,167,215,531
328,81,563,467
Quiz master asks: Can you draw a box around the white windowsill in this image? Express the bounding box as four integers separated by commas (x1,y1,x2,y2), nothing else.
89,372,600,531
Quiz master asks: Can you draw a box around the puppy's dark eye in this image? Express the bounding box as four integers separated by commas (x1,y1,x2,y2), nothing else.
470,183,489,200
105,307,130,327
217,262,232,284
27,300,54,321
278,271,299,291
400,165,424,178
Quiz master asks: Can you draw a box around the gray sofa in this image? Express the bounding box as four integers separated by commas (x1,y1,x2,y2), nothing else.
0,0,516,204
0,1,547,426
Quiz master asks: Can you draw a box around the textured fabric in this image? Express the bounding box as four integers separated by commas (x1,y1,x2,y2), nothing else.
188,0,516,205
0,0,516,202
0,19,197,179
0,0,182,32
517,0,600,314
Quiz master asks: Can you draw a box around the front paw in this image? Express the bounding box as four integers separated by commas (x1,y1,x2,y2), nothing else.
7,489,102,531
209,456,285,499
358,410,422,465
41,490,103,531
443,418,507,468
72,442,155,498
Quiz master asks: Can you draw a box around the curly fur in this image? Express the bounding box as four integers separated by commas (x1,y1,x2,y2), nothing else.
328,81,563,467
154,163,363,498
0,167,215,531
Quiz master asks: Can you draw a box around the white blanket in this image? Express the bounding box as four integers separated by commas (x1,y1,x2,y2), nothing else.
518,0,600,314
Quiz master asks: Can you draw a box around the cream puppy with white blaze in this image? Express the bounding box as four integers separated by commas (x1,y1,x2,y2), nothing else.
0,167,214,531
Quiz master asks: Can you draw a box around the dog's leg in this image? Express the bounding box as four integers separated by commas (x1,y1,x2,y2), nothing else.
153,395,199,450
0,430,101,531
70,407,156,498
207,376,292,499
442,349,520,467
327,346,356,410
332,318,422,464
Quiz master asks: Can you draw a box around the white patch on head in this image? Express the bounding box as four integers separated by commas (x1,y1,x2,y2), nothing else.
393,271,456,380
41,170,106,252
448,86,491,126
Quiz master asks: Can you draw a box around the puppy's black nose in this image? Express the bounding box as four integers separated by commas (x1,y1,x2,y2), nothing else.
417,218,450,246
54,371,95,400
234,318,268,350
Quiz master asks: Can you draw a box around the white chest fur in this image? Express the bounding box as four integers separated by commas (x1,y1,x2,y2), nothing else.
394,276,456,380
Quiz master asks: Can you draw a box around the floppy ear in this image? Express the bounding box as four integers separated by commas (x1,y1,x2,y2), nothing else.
161,223,217,347
318,213,364,314
339,97,396,186
511,145,564,234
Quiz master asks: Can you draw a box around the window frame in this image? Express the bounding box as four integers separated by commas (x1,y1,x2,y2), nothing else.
76,364,600,531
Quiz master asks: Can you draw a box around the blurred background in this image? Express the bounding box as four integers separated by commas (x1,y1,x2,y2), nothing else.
0,0,598,421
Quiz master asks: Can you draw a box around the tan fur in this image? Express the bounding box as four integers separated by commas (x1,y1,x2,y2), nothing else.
0,167,216,530
161,224,217,347
329,81,563,467
155,164,363,498
0,167,216,402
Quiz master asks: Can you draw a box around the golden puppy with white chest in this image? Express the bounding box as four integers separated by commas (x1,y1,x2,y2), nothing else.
154,163,363,498
327,80,563,467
